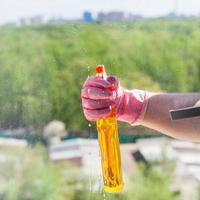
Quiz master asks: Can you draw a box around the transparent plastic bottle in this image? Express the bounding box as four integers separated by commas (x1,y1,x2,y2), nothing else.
96,65,124,193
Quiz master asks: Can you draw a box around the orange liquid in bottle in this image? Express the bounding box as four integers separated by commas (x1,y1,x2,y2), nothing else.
96,65,124,193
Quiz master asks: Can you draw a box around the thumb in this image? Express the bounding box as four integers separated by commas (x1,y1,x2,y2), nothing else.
106,76,119,91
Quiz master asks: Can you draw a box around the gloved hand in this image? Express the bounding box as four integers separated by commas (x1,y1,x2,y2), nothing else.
81,75,149,125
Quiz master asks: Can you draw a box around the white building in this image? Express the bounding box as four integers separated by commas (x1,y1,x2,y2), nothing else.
49,137,200,199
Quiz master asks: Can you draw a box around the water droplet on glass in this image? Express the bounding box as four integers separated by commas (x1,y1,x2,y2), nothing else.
87,66,91,75
103,193,106,200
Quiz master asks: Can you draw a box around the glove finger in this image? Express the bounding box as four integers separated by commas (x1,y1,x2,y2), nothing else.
83,107,111,121
81,86,112,100
83,76,111,88
82,97,114,110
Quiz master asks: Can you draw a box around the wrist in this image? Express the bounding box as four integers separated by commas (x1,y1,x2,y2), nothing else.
116,89,149,125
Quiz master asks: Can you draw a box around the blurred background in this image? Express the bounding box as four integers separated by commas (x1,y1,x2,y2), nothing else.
0,0,200,199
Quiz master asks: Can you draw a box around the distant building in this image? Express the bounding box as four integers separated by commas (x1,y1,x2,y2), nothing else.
19,18,29,26
127,14,143,21
97,12,125,22
48,17,68,24
0,138,27,165
83,11,93,22
162,12,178,19
29,15,44,24
0,138,27,149
48,137,139,184
137,138,200,199
49,137,200,197
48,138,102,181
18,15,44,26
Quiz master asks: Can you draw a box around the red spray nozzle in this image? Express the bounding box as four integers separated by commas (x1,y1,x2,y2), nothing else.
96,65,104,74
96,65,105,78
96,65,117,91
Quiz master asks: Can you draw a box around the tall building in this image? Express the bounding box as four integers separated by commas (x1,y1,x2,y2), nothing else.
83,11,93,22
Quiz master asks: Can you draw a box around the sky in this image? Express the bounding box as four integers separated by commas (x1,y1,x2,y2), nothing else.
0,0,200,24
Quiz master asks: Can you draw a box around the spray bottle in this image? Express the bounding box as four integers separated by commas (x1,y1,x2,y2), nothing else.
95,65,124,193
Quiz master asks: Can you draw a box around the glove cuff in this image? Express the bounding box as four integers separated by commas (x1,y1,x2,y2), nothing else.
116,89,149,125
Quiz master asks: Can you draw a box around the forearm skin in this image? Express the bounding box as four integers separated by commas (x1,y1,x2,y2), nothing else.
142,93,200,142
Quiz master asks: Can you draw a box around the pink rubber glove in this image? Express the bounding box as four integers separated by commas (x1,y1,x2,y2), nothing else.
81,75,149,125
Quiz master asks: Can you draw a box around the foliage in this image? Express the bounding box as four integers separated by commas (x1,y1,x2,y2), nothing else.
0,20,199,131
0,146,177,200
126,164,178,200
0,146,72,200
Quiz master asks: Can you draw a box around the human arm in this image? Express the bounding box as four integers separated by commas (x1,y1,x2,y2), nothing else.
142,93,200,141
81,76,200,142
